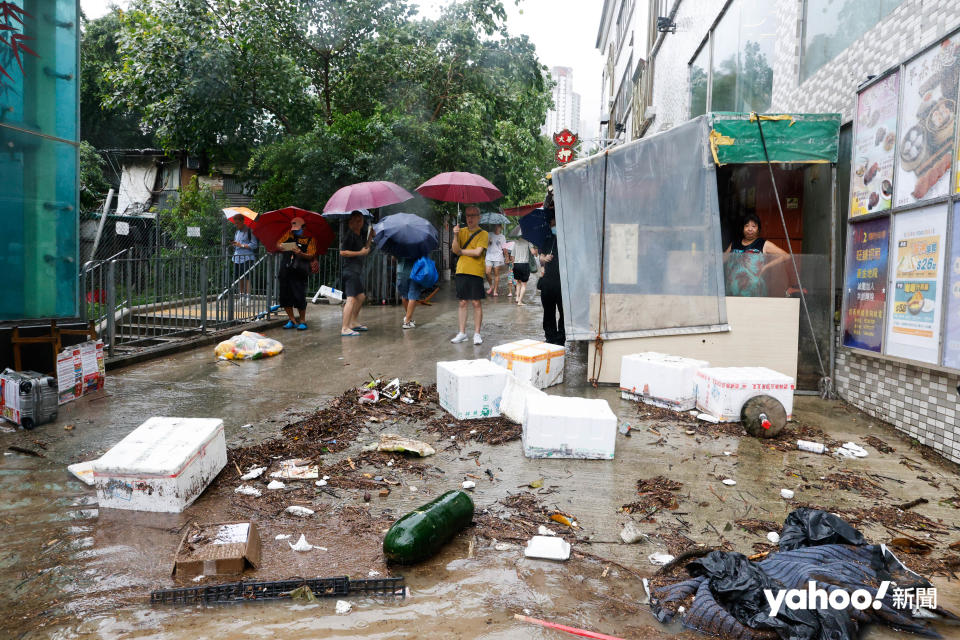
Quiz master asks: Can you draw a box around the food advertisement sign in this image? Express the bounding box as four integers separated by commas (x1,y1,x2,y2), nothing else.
894,37,959,208
851,73,898,217
941,202,960,367
884,204,947,363
842,218,889,351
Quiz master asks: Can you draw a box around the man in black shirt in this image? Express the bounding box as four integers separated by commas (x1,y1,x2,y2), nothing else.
538,208,564,346
340,211,371,336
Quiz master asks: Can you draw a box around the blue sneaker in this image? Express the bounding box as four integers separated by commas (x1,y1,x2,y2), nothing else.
296,322,308,331
283,321,295,329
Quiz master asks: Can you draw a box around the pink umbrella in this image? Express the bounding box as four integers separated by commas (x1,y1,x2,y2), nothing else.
323,181,414,213
416,172,503,203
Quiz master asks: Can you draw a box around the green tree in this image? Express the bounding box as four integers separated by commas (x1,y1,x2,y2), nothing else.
159,176,228,251
79,141,111,212
80,8,154,150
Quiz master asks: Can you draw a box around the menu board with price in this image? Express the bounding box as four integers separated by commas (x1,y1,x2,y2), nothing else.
842,218,890,351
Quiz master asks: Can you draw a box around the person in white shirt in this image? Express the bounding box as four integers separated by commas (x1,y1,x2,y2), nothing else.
484,224,507,296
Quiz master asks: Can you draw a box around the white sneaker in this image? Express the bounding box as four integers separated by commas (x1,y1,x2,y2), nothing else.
402,320,415,329
473,333,483,345
451,332,468,343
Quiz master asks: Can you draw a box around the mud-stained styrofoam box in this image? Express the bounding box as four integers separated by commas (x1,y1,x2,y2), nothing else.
437,359,509,420
93,417,227,512
523,396,617,459
490,339,565,388
619,352,710,411
500,372,548,424
695,367,795,422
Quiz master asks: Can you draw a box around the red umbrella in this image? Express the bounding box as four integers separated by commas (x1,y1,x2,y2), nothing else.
323,181,414,213
252,206,334,254
416,172,503,203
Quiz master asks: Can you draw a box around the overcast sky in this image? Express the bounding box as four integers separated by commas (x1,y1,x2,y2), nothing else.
80,0,603,139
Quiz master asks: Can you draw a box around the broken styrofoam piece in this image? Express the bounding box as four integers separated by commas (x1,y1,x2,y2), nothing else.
797,440,828,454
838,442,869,458
335,600,352,614
285,506,314,517
67,460,98,486
275,534,291,540
271,459,319,479
377,433,436,457
409,486,418,492
619,352,709,411
722,479,737,486
241,466,266,480
648,552,675,566
462,480,476,490
620,521,645,544
767,531,781,544
289,534,314,552
723,451,732,456
192,574,205,582
538,525,556,536
494,542,514,551
267,480,286,490
315,479,328,486
780,489,795,500
235,484,262,497
697,413,721,424
524,535,571,561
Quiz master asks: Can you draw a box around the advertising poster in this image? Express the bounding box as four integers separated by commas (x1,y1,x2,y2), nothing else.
56,340,105,405
894,37,959,207
842,218,890,351
850,73,899,217
885,204,947,363
942,202,960,367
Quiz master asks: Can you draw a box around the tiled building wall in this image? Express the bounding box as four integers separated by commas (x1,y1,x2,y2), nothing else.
650,0,960,130
835,348,960,465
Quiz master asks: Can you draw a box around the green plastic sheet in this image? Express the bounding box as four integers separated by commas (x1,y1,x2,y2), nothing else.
709,113,841,165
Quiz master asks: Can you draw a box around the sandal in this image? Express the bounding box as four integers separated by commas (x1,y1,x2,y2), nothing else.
352,325,369,332
283,321,296,329
340,330,360,337
296,323,308,330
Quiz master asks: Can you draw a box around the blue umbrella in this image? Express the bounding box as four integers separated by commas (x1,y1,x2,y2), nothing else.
322,208,372,222
479,212,509,226
372,213,439,259
519,208,552,251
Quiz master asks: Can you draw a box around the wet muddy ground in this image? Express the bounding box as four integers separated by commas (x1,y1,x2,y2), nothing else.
2,292,960,639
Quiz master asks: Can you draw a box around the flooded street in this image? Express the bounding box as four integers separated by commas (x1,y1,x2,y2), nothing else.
2,293,959,639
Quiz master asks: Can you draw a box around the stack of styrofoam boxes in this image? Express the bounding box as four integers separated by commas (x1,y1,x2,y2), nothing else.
490,339,565,389
437,360,509,419
619,352,710,411
93,417,227,512
500,372,548,424
524,395,618,459
695,367,796,422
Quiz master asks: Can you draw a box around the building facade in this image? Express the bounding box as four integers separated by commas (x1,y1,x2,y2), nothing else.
0,0,80,321
597,0,960,464
542,66,582,137
596,0,656,144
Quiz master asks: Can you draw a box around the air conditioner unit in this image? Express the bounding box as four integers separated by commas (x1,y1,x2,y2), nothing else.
186,156,200,170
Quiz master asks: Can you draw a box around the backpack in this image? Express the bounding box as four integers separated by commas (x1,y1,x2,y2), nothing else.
410,256,439,289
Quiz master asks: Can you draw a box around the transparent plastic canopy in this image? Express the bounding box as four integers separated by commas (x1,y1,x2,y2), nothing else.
552,116,728,340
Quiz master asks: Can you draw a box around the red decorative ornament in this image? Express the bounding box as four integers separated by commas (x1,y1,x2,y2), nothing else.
556,147,574,164
553,129,578,148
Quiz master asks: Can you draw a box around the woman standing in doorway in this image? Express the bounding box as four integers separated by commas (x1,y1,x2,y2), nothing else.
724,214,788,297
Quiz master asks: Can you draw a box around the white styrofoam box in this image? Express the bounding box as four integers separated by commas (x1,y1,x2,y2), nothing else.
490,340,565,388
619,352,710,411
523,395,617,459
695,367,796,422
437,359,509,420
500,372,548,424
93,417,227,512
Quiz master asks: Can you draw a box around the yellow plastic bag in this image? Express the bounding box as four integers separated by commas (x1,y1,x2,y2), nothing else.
214,331,283,360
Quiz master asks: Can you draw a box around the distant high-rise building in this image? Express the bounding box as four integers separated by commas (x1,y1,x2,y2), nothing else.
542,66,581,136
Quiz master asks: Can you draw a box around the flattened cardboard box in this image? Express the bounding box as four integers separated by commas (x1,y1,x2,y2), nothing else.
172,521,261,578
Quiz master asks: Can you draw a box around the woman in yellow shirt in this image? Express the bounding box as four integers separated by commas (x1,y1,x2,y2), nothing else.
450,205,488,345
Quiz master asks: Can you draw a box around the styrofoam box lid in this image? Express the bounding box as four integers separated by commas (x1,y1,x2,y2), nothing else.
94,417,225,476
438,359,507,376
697,367,794,383
513,343,565,357
624,352,709,367
527,395,615,419
491,339,541,353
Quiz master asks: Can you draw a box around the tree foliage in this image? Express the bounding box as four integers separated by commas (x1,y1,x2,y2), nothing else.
159,175,228,250
79,141,111,212
108,0,555,207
